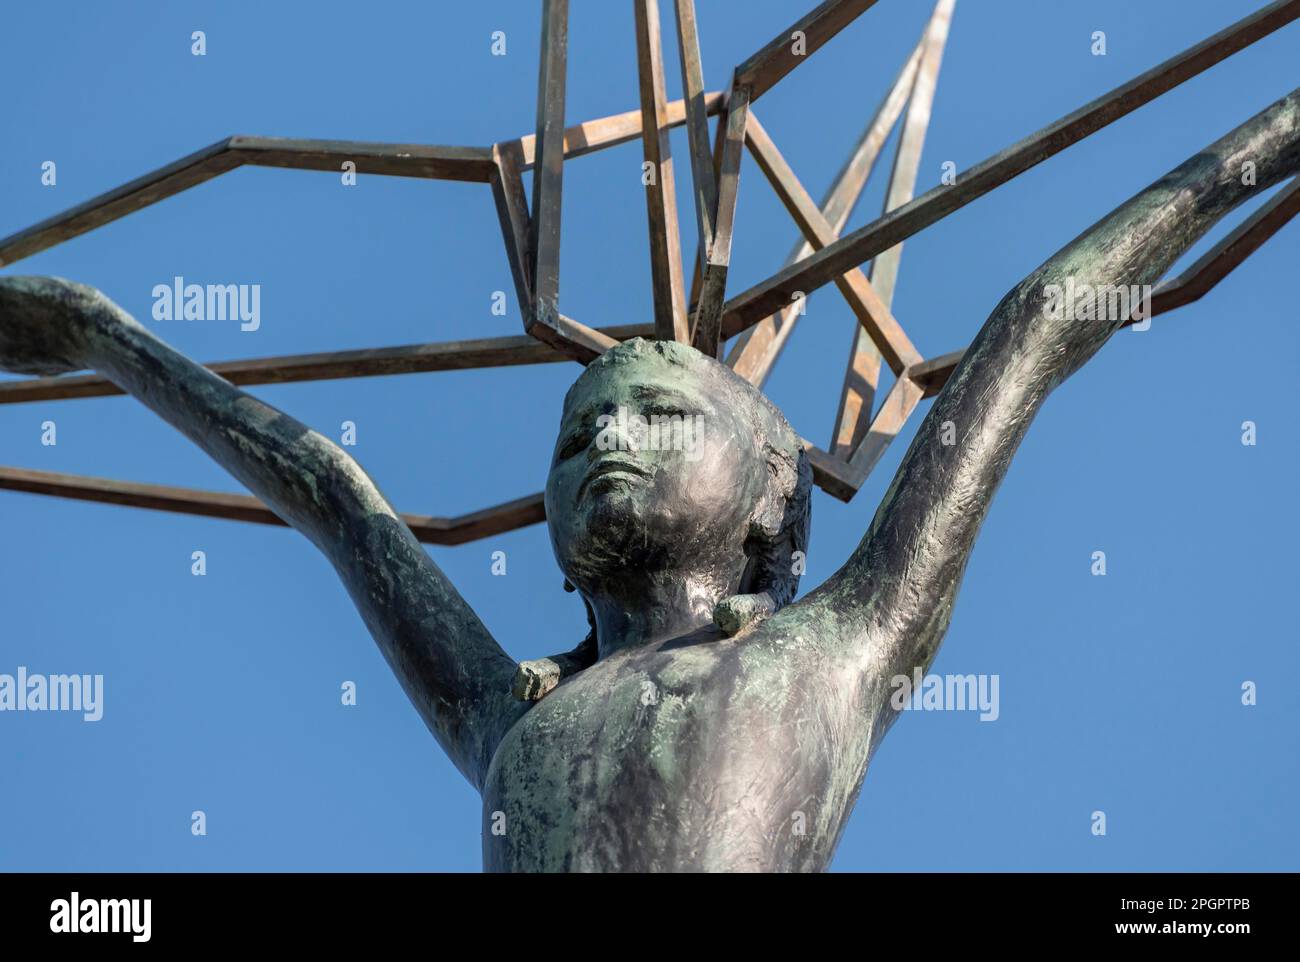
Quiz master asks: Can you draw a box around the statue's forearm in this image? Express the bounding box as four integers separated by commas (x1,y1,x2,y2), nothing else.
0,280,525,787
827,88,1300,696
2,277,393,552
84,298,391,549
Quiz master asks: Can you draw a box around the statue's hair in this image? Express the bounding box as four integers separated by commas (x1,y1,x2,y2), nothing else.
569,337,813,612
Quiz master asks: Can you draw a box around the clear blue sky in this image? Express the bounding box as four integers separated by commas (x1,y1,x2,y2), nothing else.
1,0,1296,871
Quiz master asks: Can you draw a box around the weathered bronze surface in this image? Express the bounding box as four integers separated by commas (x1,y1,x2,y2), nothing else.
3,0,1299,870
2,87,1297,870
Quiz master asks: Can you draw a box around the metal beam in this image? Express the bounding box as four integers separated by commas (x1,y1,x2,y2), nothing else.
634,0,691,342
493,137,616,363
691,83,749,355
490,142,536,319
744,110,921,373
734,0,882,103
0,138,499,268
845,371,925,478
0,467,546,547
833,0,953,456
673,0,719,264
1149,175,1300,315
727,35,924,387
719,0,1300,341
0,324,657,406
530,0,570,331
512,92,725,169
895,178,1300,402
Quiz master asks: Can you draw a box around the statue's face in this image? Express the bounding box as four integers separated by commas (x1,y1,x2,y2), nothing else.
545,343,770,594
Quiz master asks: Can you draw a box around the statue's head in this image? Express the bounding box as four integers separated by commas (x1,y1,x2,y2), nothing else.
545,338,811,637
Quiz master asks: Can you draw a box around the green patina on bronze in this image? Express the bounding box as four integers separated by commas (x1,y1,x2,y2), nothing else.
2,90,1297,871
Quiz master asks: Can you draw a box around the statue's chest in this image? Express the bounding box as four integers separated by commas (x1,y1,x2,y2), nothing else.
480,637,850,871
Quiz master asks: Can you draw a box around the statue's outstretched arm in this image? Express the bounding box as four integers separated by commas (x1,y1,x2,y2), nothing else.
0,280,526,788
811,88,1300,713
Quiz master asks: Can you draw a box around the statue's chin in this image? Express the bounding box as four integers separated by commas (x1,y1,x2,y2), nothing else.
577,474,652,523
558,486,679,584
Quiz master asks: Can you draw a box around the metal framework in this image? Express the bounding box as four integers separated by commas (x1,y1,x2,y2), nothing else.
2,0,1298,540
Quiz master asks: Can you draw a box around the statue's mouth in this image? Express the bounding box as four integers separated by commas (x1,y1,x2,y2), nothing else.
579,456,653,499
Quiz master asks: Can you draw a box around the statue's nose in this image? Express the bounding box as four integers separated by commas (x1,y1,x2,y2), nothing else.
591,408,649,456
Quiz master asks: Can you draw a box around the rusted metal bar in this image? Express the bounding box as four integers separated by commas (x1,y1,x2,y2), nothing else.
719,0,1300,341
1148,175,1300,316
833,0,953,456
845,371,925,478
673,0,719,265
512,91,725,169
530,0,570,333
0,138,498,269
0,467,547,547
492,136,615,363
490,141,536,319
691,83,749,355
0,324,657,405
726,35,924,387
890,175,1300,404
634,0,691,342
744,111,921,373
734,0,882,103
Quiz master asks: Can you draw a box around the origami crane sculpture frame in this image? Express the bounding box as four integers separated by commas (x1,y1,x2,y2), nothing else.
1,0,1297,541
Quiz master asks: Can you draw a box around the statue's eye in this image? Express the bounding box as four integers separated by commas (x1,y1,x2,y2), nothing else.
644,403,689,419
556,431,588,462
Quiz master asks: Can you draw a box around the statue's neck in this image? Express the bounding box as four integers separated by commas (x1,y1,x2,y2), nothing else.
588,575,725,658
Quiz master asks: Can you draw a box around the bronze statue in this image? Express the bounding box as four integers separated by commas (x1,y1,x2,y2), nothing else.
2,85,1296,870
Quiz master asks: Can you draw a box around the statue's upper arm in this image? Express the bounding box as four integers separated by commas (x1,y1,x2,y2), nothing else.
1,276,525,787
